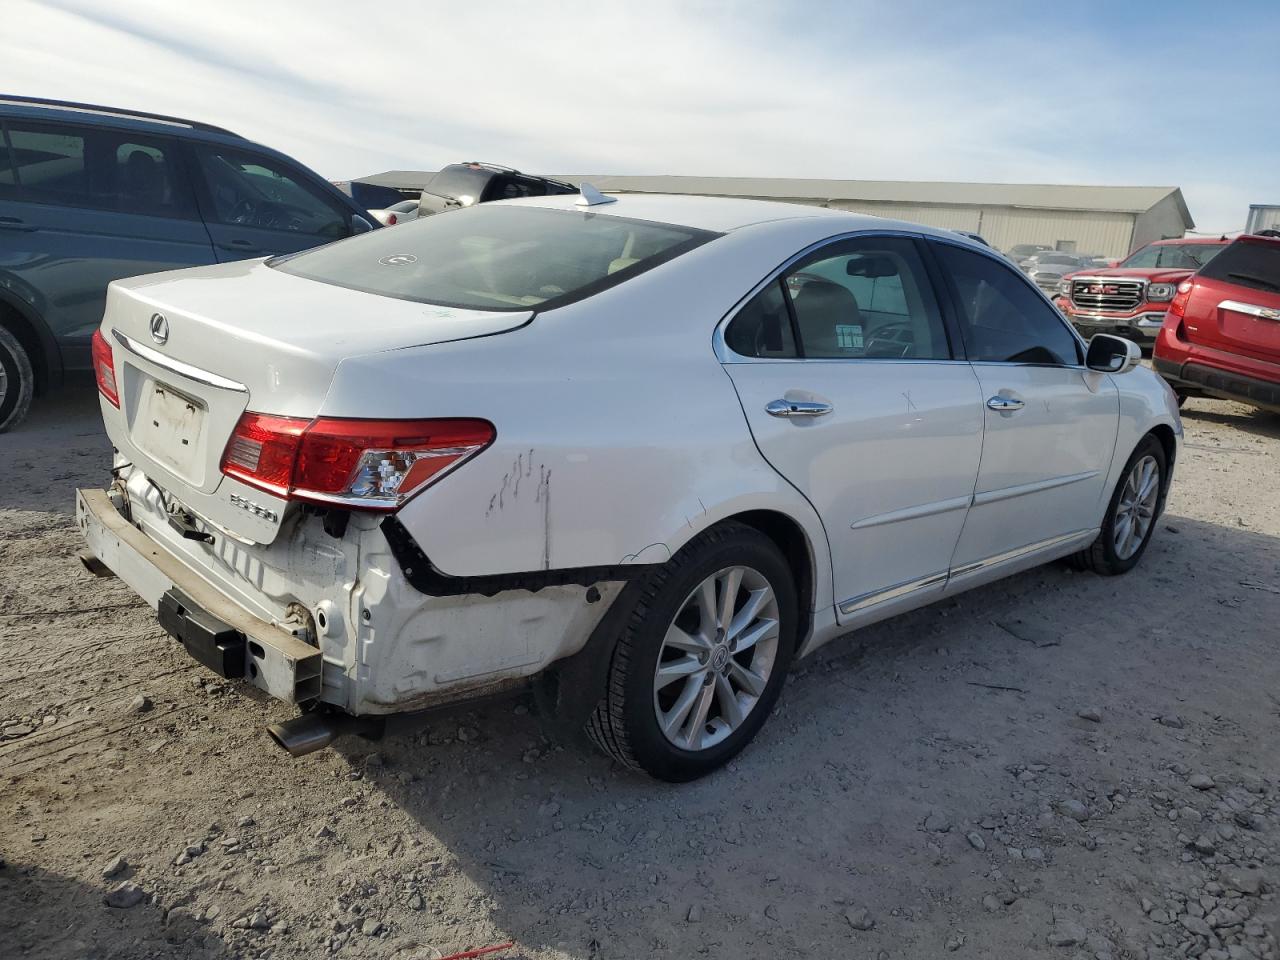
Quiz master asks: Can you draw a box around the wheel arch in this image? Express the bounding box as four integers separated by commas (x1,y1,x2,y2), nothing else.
717,508,816,651
0,289,60,393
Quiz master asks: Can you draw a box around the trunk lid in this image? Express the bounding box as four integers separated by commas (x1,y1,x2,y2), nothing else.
1181,237,1280,363
101,259,530,543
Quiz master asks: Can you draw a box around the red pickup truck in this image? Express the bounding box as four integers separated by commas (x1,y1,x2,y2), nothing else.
1054,237,1228,344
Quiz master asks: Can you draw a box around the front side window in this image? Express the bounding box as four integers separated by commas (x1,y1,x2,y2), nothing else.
191,144,350,238
3,120,193,218
272,204,717,311
933,242,1080,365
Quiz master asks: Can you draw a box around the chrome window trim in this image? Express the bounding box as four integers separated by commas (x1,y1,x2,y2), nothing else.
1219,299,1280,321
111,329,249,393
713,228,963,365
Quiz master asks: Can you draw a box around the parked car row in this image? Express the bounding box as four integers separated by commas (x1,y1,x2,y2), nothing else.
1053,238,1230,345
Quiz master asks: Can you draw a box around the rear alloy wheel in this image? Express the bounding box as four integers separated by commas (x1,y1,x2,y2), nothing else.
587,522,797,781
0,325,36,434
1072,434,1166,575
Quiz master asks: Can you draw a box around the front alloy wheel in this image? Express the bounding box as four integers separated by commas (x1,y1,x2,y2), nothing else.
587,522,797,781
1073,433,1167,575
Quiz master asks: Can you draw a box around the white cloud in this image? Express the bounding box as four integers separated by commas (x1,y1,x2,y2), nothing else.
2,0,1274,232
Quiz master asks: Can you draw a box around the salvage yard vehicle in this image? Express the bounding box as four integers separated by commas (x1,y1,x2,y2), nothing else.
1154,232,1280,412
0,95,379,433
1054,237,1229,345
76,191,1182,781
416,162,577,217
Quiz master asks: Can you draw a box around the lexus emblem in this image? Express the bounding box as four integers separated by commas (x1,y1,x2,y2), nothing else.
149,313,170,345
378,254,417,266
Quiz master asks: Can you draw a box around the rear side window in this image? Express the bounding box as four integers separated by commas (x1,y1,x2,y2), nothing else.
724,235,950,360
1196,239,1280,295
271,204,718,311
2,120,195,218
933,242,1081,365
343,181,406,210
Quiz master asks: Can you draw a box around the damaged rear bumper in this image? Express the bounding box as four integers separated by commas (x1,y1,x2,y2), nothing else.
76,487,323,704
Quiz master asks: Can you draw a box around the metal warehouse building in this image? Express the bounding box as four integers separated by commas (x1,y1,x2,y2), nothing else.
363,170,1193,259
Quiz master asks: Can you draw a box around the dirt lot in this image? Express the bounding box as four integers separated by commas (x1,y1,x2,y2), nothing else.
2,378,1278,960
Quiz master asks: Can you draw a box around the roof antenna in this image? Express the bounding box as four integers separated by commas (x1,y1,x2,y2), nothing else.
576,182,617,206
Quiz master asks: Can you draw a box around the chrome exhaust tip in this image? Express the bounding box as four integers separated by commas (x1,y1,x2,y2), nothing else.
266,712,383,757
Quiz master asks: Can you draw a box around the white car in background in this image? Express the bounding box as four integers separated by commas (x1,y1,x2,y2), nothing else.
368,199,420,227
78,191,1181,781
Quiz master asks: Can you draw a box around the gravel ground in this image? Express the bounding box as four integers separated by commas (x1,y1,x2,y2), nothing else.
2,378,1278,960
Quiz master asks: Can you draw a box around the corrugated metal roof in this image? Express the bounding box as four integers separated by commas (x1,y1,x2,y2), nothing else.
357,170,1190,224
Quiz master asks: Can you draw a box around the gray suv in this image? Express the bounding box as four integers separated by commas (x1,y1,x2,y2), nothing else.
0,96,378,432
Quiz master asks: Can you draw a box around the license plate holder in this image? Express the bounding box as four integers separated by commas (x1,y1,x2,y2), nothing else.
135,381,207,482
158,588,246,678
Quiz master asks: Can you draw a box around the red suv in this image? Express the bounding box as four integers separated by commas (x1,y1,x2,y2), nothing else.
1153,233,1280,412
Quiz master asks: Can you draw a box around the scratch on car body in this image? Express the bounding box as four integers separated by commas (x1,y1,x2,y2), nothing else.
536,465,552,569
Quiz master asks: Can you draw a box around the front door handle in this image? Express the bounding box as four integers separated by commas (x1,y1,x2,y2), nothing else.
766,398,833,418
986,395,1025,412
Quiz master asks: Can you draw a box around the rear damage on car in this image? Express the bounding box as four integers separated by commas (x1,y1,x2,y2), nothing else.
76,261,625,751
76,202,724,754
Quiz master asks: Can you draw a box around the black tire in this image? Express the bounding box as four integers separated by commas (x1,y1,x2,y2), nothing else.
0,324,36,434
1072,433,1167,576
586,522,798,782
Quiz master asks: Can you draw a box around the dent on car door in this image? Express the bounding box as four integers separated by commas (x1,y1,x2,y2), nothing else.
0,119,215,368
186,143,355,261
929,240,1119,581
720,234,984,626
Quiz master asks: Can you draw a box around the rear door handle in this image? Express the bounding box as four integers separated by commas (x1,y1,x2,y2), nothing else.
986,395,1025,412
0,216,35,232
224,239,261,252
766,398,833,418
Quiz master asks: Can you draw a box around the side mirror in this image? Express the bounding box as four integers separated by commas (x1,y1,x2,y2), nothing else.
1086,333,1142,374
350,214,374,235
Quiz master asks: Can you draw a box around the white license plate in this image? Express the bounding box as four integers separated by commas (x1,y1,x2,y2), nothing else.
135,381,207,481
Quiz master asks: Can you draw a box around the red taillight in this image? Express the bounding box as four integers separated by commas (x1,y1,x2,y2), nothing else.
91,329,119,407
1167,279,1193,320
220,414,494,511
386,213,397,226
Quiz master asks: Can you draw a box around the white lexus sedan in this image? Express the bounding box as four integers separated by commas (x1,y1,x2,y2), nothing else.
77,191,1181,781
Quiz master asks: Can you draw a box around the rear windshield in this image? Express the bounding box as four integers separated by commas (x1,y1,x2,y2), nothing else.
1120,242,1223,270
270,204,718,312
1197,238,1280,294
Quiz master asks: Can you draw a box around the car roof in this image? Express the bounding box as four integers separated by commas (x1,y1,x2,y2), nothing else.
508,191,883,234
1,95,252,150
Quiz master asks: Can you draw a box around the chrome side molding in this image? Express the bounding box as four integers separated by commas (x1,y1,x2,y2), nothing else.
1219,299,1280,322
838,528,1095,615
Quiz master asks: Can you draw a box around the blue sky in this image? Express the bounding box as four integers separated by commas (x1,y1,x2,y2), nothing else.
4,0,1277,233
